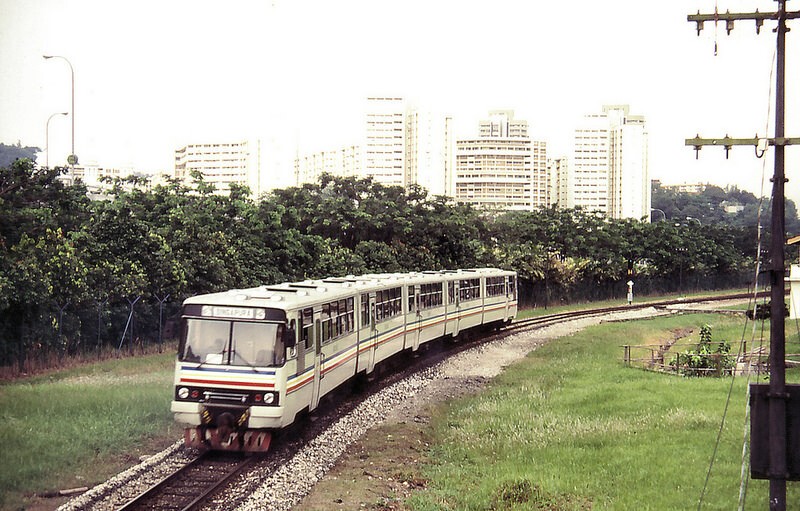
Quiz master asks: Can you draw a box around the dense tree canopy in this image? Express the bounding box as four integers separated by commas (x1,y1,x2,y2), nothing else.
0,142,40,168
0,161,776,368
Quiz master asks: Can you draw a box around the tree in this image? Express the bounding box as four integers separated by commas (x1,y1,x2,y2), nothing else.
0,143,40,168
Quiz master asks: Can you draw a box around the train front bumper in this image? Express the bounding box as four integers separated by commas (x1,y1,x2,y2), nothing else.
171,401,286,428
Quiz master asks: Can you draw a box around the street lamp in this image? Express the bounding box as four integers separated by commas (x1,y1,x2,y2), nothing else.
686,216,702,226
43,55,77,174
45,112,68,169
651,208,667,222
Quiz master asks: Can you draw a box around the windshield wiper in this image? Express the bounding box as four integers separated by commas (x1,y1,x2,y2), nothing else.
185,348,227,370
229,349,261,373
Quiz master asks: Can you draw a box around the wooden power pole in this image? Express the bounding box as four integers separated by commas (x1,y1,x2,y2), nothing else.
687,2,800,509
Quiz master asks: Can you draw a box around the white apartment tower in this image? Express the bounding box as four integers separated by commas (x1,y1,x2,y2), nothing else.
294,98,454,195
294,145,362,186
455,110,547,211
405,109,454,196
364,97,406,187
174,140,263,196
570,105,650,220
547,157,569,208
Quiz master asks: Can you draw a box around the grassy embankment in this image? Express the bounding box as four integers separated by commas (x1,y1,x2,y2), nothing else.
0,353,181,511
0,289,784,510
407,311,800,510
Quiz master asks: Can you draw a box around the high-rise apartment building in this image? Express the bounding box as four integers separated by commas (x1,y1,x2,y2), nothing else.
294,145,362,186
405,109,454,196
294,97,454,196
455,110,547,211
364,97,406,187
570,105,650,220
174,140,263,196
547,157,569,208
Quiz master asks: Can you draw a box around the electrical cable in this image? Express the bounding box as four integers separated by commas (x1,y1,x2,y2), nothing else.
696,40,777,511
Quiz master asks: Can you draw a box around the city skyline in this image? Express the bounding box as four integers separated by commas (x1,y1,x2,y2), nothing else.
2,0,798,203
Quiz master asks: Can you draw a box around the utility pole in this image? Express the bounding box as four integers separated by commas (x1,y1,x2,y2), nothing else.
687,2,799,510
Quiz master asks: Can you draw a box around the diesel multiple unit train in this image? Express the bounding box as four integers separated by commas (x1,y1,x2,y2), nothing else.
171,268,518,451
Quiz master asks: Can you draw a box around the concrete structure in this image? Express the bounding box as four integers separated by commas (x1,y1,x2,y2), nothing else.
661,183,709,194
294,145,362,186
455,110,547,211
174,140,265,196
570,105,650,220
294,97,454,196
364,97,406,187
547,157,569,208
405,108,454,197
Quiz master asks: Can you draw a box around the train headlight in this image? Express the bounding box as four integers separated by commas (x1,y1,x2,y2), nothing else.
178,387,190,399
263,393,275,404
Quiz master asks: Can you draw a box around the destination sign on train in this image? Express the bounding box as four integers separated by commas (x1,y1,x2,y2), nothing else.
201,306,266,320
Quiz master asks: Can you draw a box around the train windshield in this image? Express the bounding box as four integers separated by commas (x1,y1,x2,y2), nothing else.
180,319,286,367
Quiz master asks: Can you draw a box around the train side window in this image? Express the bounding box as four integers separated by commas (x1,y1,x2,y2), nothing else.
347,297,354,331
361,293,370,327
301,307,313,350
321,303,331,343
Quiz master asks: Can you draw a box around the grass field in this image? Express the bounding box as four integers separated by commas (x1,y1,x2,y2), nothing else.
0,353,181,510
1,295,796,510
408,312,800,510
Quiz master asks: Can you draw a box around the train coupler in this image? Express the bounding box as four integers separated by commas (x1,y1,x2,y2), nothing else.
184,427,271,452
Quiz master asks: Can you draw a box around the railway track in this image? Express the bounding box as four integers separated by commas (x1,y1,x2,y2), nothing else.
107,291,755,511
508,291,759,332
117,452,256,511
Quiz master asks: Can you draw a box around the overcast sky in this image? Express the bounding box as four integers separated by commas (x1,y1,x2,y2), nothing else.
2,0,800,201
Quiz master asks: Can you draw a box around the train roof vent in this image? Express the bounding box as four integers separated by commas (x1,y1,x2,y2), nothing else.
289,284,327,293
264,286,300,293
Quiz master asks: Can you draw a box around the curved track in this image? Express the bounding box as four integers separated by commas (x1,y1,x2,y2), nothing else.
111,291,754,510
508,291,758,332
117,453,256,511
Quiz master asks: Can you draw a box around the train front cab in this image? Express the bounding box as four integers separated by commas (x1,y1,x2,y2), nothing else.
171,303,297,452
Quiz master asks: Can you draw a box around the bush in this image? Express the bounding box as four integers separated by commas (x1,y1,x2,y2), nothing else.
673,324,735,377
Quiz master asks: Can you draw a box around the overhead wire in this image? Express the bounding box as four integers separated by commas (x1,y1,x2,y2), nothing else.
696,31,777,510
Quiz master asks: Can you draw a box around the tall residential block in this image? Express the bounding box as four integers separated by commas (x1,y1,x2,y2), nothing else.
455,110,547,211
294,145,362,186
547,157,569,208
364,97,406,187
174,140,264,196
294,97,454,196
570,105,650,220
405,108,454,197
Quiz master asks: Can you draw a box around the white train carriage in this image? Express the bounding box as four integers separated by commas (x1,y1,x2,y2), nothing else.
171,268,517,451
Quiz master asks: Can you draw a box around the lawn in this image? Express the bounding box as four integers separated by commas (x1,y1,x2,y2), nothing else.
0,353,181,510
408,312,799,510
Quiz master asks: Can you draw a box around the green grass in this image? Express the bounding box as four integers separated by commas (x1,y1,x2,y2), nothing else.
409,313,799,510
0,353,180,510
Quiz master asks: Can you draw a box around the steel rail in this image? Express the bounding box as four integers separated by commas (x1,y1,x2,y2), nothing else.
117,453,256,511
507,291,764,332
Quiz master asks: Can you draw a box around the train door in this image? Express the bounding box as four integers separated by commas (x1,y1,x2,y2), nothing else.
453,280,461,337
366,292,377,372
504,276,511,319
310,308,322,411
410,284,421,351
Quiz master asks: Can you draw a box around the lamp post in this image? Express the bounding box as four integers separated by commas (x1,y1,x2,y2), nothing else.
686,216,702,226
43,55,77,175
45,112,68,169
651,208,666,222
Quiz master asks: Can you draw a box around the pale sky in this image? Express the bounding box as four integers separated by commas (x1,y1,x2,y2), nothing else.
2,0,800,202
